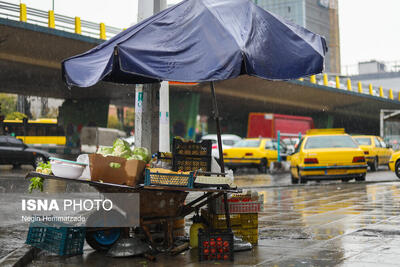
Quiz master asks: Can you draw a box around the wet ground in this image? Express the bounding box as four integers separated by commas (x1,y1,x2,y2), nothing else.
1,165,400,266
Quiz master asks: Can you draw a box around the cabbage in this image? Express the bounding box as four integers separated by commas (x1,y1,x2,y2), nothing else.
109,162,121,169
127,154,144,161
133,147,150,163
112,139,132,158
97,146,113,156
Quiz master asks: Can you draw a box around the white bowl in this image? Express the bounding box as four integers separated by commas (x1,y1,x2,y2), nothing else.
50,160,86,179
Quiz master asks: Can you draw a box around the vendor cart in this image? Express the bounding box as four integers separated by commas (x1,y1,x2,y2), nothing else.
26,171,241,251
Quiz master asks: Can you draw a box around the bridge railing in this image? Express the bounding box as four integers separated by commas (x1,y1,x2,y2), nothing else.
301,73,399,101
0,1,122,40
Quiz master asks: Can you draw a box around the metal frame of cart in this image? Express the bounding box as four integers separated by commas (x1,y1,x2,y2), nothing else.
26,172,241,250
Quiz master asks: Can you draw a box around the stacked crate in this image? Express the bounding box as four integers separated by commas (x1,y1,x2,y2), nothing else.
201,209,259,245
172,139,212,172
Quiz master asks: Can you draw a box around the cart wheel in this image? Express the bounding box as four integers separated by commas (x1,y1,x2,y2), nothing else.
86,228,122,251
85,210,124,251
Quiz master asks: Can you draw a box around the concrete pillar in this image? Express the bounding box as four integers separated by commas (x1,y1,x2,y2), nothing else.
313,113,334,129
135,0,167,153
135,84,160,153
159,81,170,152
138,0,167,22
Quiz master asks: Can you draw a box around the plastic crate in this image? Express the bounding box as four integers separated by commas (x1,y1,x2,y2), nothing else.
172,139,212,172
173,139,212,156
202,209,258,230
213,197,263,214
173,155,211,172
26,220,85,256
144,169,195,188
239,213,258,228
233,228,258,245
198,230,234,261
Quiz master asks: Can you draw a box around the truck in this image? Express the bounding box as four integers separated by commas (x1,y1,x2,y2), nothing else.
247,113,314,139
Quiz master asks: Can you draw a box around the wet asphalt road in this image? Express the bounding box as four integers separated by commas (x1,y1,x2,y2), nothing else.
1,165,400,266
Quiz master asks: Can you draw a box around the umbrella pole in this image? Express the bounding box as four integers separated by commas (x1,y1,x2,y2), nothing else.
210,81,225,174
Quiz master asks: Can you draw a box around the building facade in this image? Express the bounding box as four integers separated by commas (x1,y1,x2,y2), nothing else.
254,0,340,74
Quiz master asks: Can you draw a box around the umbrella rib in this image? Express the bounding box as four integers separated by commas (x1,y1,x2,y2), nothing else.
265,12,327,57
201,0,245,50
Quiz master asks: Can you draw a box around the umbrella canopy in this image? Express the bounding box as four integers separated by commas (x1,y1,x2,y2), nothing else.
62,0,327,87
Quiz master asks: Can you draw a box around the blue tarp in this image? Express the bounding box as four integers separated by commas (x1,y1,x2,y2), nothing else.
62,0,327,87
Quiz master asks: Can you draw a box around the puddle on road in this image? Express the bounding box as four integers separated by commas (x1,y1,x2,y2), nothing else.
0,224,28,258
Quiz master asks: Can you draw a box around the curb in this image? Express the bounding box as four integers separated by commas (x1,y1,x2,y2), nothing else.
239,179,400,190
0,245,37,267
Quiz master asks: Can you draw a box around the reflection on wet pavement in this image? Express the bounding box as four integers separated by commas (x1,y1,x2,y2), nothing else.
2,167,400,266
25,180,400,266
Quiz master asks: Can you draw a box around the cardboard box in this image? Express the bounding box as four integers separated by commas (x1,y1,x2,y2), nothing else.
89,154,146,186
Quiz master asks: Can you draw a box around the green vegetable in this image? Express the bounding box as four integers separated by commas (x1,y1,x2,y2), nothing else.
97,146,113,156
35,161,52,175
132,147,150,163
112,139,132,158
109,162,121,168
128,154,144,161
29,161,51,193
29,177,44,193
38,161,51,170
96,138,151,164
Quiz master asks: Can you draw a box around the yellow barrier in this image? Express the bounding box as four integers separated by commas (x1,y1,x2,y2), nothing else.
398,91,400,101
323,74,328,86
389,89,394,100
379,86,384,97
75,17,81,34
20,3,27,22
335,76,340,89
310,75,316,84
347,79,352,91
369,84,373,95
298,78,304,81
357,82,362,93
48,10,55,28
100,23,106,40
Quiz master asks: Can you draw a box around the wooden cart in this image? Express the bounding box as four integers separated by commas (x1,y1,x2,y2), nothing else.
26,172,241,250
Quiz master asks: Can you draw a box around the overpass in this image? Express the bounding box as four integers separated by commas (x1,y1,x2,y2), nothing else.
1,1,400,139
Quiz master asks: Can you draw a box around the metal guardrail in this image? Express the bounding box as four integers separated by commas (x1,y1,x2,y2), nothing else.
0,1,122,39
300,73,398,101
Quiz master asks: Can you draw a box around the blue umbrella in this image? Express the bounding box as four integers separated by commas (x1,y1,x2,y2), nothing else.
62,0,327,172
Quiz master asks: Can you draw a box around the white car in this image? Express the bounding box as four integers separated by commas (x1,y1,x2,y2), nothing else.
201,134,242,159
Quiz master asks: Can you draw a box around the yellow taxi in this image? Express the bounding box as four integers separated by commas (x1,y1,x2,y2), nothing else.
388,151,400,178
289,129,367,184
352,135,393,171
223,138,281,173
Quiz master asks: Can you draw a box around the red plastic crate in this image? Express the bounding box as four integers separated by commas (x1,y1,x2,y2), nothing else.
214,198,263,214
198,230,234,261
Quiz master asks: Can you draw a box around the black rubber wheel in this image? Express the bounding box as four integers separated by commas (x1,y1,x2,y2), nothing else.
395,160,400,179
33,155,45,168
298,168,307,184
355,173,366,182
299,177,307,184
369,157,378,172
258,159,268,174
85,210,124,252
12,164,21,169
291,174,297,184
